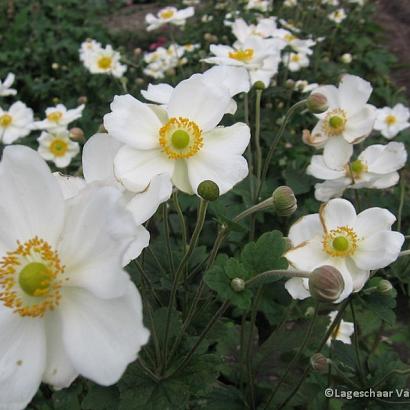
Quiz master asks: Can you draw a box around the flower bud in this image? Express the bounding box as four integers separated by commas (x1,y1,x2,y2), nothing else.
231,278,245,292
254,81,265,90
272,186,297,217
197,180,220,201
133,47,142,56
305,306,315,318
78,96,88,105
69,127,84,142
308,266,344,303
340,53,352,64
377,279,393,294
285,79,295,89
306,93,328,114
310,353,330,373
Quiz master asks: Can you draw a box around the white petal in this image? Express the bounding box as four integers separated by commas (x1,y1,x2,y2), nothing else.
285,277,310,300
285,238,329,272
320,198,357,231
104,95,161,149
59,185,137,298
344,105,376,143
307,155,346,180
364,172,399,189
344,258,370,293
323,137,353,169
114,146,175,192
83,133,122,185
167,76,231,131
202,65,251,96
126,174,173,225
172,159,194,194
339,74,372,115
288,214,323,245
0,146,65,253
122,225,150,266
42,312,78,389
355,207,396,238
312,85,340,110
141,83,174,105
314,178,350,202
353,231,404,270
203,123,250,155
60,284,149,386
0,308,46,410
360,142,407,174
53,173,87,199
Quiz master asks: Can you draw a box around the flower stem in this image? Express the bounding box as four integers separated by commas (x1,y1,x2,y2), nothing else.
398,174,405,231
163,203,175,274
246,269,310,288
350,299,365,385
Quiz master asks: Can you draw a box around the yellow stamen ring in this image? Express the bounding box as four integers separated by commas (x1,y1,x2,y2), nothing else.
159,117,203,160
50,138,69,157
47,111,63,123
385,114,397,126
0,237,64,317
228,48,254,62
322,108,347,136
0,113,12,127
322,226,358,257
97,56,113,70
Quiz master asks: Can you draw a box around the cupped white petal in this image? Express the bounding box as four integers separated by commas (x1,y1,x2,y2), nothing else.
344,105,376,144
288,214,323,246
312,85,340,111
141,83,174,105
53,173,87,199
285,277,310,300
202,65,251,96
338,74,372,115
172,159,194,194
60,284,149,386
360,142,407,174
307,155,346,180
314,178,351,202
122,225,150,266
355,207,396,238
104,95,161,149
320,198,357,231
114,145,175,193
323,137,353,169
285,238,329,272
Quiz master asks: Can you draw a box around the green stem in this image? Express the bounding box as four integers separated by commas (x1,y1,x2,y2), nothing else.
399,249,410,257
264,301,320,409
137,357,160,382
163,203,175,273
173,191,187,254
254,88,263,201
350,299,365,385
398,175,405,231
246,269,310,288
162,198,208,369
258,100,307,199
373,368,410,389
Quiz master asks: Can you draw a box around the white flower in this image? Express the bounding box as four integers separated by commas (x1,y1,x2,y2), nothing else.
81,43,127,78
322,0,340,5
37,130,80,168
246,0,272,12
145,6,194,31
374,103,410,139
349,0,365,5
284,0,298,7
142,65,251,115
283,52,310,72
0,73,17,96
104,75,250,195
182,0,200,4
274,29,316,55
307,74,377,170
143,45,187,80
203,37,281,86
0,146,149,410
308,142,407,201
340,53,352,64
0,101,33,144
326,311,354,346
33,104,84,132
328,8,347,24
285,198,404,302
294,80,318,93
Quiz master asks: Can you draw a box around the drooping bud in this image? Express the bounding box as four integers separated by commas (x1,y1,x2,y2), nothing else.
285,79,295,89
272,186,297,217
310,353,330,373
231,278,246,292
69,127,84,142
78,96,88,105
308,266,345,303
254,81,265,90
197,180,220,201
377,279,393,294
306,93,328,114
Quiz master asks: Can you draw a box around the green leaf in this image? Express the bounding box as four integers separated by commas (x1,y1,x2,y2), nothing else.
82,384,119,410
197,385,246,409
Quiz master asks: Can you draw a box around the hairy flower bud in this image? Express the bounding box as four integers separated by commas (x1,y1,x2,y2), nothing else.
308,265,344,303
305,306,315,318
69,127,84,142
231,278,245,292
197,180,220,201
377,279,393,294
272,186,297,217
306,93,328,114
254,81,265,90
77,96,87,105
310,353,330,373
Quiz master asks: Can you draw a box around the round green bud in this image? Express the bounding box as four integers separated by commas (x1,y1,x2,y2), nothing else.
197,180,220,201
272,186,297,217
377,279,393,294
69,127,84,142
231,278,246,292
305,306,315,318
310,353,330,374
306,93,329,114
308,265,344,303
254,81,265,90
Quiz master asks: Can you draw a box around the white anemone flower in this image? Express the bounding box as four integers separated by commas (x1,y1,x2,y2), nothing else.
37,130,80,168
326,311,354,346
285,198,404,302
374,103,410,139
274,29,316,55
283,52,310,72
328,8,347,24
83,45,127,78
0,101,33,144
308,142,407,201
33,104,84,132
203,37,281,86
145,6,194,31
246,0,272,12
0,146,149,410
294,80,318,93
104,76,250,195
141,66,251,115
79,39,102,65
307,74,377,170
0,73,17,97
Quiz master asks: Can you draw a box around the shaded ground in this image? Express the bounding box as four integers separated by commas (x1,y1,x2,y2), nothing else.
376,0,410,99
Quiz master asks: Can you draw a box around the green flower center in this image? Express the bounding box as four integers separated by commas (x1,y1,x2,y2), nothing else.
350,160,364,174
328,115,345,130
171,129,190,149
19,262,52,297
332,236,349,252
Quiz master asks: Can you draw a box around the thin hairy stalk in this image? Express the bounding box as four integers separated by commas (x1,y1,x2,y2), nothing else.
163,204,175,273
350,299,365,384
